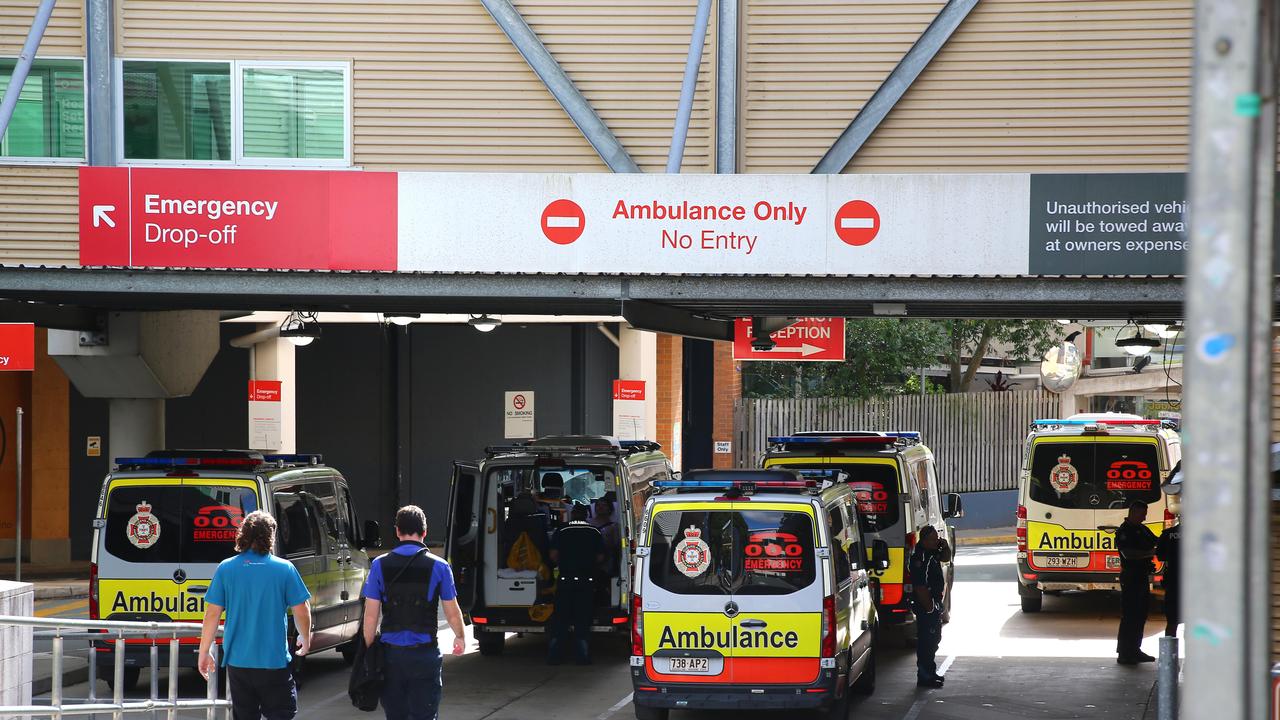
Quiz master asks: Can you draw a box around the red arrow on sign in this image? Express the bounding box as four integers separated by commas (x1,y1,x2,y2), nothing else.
541,199,585,245
732,318,847,362
834,200,880,246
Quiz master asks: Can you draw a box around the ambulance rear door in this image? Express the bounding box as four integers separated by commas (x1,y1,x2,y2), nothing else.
446,462,482,613
97,476,260,622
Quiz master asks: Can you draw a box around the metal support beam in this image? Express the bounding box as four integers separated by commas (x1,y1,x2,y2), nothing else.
1183,0,1274,717
479,0,640,173
0,300,99,330
86,0,114,165
812,0,978,174
622,300,732,342
715,0,738,174
0,0,57,140
667,0,713,173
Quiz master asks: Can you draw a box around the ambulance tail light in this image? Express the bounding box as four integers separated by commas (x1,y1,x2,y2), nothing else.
88,562,99,620
821,595,837,658
1016,505,1028,553
631,593,644,656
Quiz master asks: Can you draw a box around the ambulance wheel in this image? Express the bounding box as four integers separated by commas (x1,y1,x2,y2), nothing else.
634,705,668,720
339,640,358,665
1020,594,1043,613
819,686,850,719
104,667,140,692
477,631,505,656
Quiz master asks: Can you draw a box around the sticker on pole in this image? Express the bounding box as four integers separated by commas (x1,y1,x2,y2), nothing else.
834,200,880,246
674,526,711,578
127,501,162,549
541,199,586,245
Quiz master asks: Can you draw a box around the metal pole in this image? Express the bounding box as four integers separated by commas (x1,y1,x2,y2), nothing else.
167,635,179,720
1183,0,1272,718
667,0,713,173
14,407,22,583
715,0,738,174
51,632,63,710
85,0,115,165
1156,635,1178,720
0,0,56,140
478,0,640,173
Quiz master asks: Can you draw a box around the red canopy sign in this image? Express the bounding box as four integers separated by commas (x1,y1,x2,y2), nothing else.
733,317,847,362
0,323,35,371
79,167,397,270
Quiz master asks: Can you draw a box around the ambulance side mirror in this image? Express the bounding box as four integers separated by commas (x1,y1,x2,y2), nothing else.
943,493,965,519
363,520,382,549
872,539,890,570
847,542,863,571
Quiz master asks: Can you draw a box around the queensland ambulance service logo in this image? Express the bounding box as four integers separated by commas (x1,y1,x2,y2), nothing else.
127,501,161,549
1050,455,1079,494
674,525,711,578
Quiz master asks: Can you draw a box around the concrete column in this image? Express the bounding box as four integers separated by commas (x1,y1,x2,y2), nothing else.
250,328,297,453
108,398,164,460
618,326,658,442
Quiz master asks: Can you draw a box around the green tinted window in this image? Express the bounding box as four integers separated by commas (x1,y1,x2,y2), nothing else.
242,67,344,160
122,61,231,161
0,59,84,159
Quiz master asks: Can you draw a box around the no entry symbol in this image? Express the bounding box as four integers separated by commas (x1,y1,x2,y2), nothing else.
541,199,585,245
513,394,527,410
834,200,880,246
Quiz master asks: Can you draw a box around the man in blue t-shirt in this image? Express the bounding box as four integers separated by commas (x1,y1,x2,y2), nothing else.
199,510,312,720
363,505,465,720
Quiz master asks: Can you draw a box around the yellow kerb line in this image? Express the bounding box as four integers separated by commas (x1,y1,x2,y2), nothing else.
35,598,87,617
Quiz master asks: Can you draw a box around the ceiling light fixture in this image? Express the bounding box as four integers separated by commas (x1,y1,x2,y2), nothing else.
1115,322,1160,357
1142,322,1170,336
279,311,320,347
384,312,420,327
468,314,501,333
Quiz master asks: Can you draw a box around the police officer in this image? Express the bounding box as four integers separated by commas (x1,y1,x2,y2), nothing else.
1115,500,1158,664
547,503,604,665
1156,514,1180,638
908,525,950,688
362,506,466,720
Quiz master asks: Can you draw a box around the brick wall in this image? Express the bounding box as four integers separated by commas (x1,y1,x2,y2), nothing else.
656,334,683,469
712,342,741,469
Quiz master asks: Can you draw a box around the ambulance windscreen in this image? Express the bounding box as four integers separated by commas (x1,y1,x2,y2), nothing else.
103,484,259,564
778,464,900,533
648,509,816,596
1029,442,1162,510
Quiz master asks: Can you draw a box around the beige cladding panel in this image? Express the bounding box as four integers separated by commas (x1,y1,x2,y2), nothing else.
742,0,1195,174
0,0,84,57
118,0,714,173
0,167,78,266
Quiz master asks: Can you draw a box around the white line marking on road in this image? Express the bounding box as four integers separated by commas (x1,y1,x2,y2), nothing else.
839,217,875,229
937,654,956,676
596,692,634,720
546,216,581,228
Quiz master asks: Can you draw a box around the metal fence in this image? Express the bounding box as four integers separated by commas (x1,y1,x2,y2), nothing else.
0,615,230,719
735,391,1060,493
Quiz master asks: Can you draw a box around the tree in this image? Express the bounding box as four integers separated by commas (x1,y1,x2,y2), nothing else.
941,320,1059,392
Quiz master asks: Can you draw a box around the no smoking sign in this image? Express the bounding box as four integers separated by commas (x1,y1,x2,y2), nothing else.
834,200,880,246
512,394,527,410
541,199,585,245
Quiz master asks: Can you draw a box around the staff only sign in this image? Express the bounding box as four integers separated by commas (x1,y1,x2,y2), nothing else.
79,168,1204,276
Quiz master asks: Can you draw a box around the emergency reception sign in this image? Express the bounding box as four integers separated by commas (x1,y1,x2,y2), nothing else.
79,167,397,270
732,317,846,362
0,323,35,371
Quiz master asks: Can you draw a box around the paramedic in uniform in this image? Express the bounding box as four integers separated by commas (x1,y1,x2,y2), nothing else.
1156,514,1180,638
908,525,950,688
1115,500,1158,664
363,506,466,720
547,503,604,665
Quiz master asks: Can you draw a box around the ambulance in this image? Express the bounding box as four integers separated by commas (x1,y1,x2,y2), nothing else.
90,451,379,689
629,469,886,720
761,432,963,625
1016,414,1181,612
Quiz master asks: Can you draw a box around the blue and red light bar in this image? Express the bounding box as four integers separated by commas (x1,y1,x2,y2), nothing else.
263,453,323,465
769,434,909,446
1032,419,1162,426
654,479,817,489
115,456,262,468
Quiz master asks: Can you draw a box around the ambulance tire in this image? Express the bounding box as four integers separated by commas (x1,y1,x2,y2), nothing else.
477,631,505,656
1020,593,1043,613
851,645,877,696
339,639,358,665
819,685,850,720
104,667,141,692
634,705,668,720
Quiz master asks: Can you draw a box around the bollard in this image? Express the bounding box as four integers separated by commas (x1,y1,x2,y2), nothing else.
1272,663,1280,720
51,633,63,710
168,635,179,720
1158,635,1179,720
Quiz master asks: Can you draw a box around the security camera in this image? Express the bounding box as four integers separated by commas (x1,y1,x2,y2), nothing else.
751,335,776,352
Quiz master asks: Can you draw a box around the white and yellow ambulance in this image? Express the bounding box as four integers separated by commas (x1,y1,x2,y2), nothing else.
629,470,884,720
1016,414,1181,612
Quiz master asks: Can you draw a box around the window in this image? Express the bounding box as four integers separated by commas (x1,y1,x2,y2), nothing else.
0,58,84,160
305,481,342,542
120,59,349,166
648,508,817,596
102,483,258,565
827,505,850,585
1028,441,1162,510
273,488,321,557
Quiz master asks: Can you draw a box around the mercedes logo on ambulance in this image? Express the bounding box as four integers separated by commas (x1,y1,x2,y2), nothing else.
723,601,739,618
172,568,187,584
